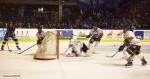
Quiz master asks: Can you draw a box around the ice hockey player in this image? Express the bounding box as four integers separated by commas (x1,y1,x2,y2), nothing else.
118,27,147,66
36,25,45,47
67,38,89,57
1,22,21,50
86,25,103,54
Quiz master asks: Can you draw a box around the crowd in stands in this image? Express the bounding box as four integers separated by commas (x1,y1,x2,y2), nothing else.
0,0,149,30
0,17,149,30
0,10,149,30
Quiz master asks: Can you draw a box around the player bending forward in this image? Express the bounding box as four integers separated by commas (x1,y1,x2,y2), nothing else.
118,27,147,66
86,25,103,54
67,39,89,57
36,26,45,47
1,22,21,50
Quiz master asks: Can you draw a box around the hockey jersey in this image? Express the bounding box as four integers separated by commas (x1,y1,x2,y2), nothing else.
123,31,140,46
6,27,15,36
36,31,45,40
89,28,103,38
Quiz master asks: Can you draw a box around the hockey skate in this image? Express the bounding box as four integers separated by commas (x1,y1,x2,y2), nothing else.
141,57,147,66
125,58,133,66
125,62,133,66
16,46,21,50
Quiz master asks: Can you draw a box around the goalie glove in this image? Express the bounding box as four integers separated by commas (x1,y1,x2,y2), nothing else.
118,45,125,52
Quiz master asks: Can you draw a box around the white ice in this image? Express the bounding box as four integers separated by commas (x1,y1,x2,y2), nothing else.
0,41,150,79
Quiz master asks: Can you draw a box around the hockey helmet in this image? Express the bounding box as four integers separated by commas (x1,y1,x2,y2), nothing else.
37,25,43,30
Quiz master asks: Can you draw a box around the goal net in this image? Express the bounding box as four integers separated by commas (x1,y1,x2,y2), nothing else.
34,31,59,60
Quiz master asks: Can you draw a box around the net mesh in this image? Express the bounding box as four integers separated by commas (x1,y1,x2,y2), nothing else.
34,31,59,60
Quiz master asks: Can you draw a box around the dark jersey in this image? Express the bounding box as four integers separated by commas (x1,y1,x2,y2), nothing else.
6,27,15,36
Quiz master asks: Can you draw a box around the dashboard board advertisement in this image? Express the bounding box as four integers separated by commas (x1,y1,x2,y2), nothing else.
0,29,149,41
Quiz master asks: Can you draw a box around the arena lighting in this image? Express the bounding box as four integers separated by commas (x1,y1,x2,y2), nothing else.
38,7,44,13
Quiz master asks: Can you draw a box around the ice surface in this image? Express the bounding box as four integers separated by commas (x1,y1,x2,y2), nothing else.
0,41,150,79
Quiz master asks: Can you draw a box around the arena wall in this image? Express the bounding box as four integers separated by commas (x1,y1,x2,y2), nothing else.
0,29,150,42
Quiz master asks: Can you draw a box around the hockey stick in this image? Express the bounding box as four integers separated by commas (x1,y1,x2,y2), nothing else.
17,44,37,54
106,51,119,58
6,42,12,52
62,47,71,55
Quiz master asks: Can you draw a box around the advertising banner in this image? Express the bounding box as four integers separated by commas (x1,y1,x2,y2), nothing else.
144,31,150,39
57,30,73,39
134,31,144,40
1,29,149,41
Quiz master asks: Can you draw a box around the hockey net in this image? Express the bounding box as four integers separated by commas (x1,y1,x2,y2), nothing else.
34,31,59,60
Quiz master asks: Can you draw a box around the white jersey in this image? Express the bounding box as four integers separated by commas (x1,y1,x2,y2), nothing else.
36,31,45,39
89,28,103,38
123,31,140,45
69,40,83,54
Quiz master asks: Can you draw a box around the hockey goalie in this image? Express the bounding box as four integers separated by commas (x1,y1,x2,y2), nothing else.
34,31,59,60
66,39,89,57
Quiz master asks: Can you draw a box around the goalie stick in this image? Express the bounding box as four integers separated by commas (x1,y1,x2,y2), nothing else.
16,44,37,54
61,47,71,56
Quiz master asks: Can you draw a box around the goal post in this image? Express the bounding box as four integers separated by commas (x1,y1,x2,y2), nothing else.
34,30,59,60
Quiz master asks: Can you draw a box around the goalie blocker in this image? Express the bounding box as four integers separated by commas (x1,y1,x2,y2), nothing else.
67,39,89,57
34,31,59,60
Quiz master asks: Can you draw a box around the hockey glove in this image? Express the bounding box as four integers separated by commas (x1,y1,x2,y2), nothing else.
86,34,91,38
118,45,125,52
